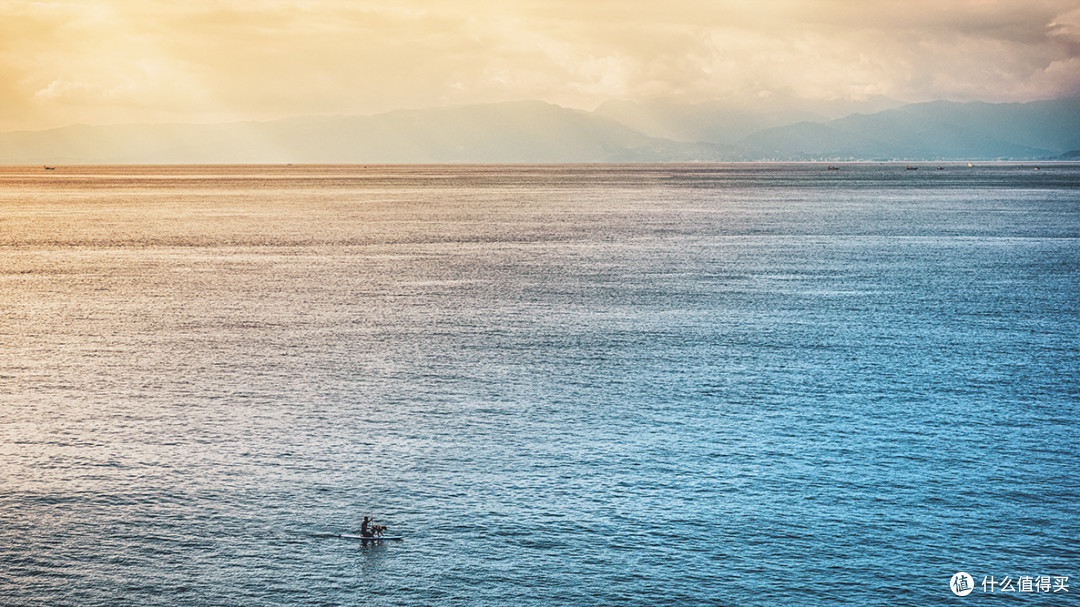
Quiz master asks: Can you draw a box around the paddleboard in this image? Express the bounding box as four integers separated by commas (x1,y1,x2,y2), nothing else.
340,534,403,541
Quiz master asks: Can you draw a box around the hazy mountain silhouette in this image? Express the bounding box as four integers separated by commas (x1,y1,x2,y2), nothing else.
593,99,827,144
592,96,902,144
262,101,731,162
1,98,1077,163
0,101,728,164
738,98,1080,160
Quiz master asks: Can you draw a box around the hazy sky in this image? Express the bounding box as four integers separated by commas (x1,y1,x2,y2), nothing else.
2,0,1079,131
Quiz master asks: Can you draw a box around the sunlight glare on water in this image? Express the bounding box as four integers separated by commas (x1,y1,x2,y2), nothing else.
1,164,1078,605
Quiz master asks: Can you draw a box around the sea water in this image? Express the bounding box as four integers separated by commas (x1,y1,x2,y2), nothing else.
1,164,1077,606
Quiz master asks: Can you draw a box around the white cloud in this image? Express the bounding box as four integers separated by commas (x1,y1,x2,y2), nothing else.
0,0,1078,130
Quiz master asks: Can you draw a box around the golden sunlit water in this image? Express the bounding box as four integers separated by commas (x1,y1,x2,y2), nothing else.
2,164,1078,605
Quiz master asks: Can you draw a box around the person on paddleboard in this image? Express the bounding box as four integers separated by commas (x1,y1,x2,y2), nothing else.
361,516,373,538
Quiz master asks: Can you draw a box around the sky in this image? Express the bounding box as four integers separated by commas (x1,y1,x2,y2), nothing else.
1,0,1079,131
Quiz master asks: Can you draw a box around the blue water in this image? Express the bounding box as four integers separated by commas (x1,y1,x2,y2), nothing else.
1,163,1077,605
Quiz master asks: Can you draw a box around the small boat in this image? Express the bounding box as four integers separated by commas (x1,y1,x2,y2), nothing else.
827,165,839,171
905,165,918,170
44,165,55,170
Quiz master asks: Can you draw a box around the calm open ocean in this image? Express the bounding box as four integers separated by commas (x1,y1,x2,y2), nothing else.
1,163,1078,606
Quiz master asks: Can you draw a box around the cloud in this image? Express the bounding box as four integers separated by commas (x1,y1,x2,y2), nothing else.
0,0,1078,130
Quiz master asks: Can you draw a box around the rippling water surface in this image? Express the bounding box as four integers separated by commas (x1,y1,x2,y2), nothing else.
1,164,1078,605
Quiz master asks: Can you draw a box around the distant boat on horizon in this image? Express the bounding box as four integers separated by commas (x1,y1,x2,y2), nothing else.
44,165,55,170
906,165,918,170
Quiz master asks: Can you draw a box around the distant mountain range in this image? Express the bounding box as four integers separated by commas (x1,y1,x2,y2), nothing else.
2,97,1078,163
